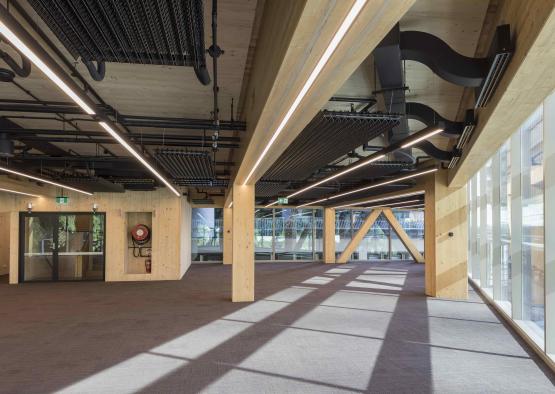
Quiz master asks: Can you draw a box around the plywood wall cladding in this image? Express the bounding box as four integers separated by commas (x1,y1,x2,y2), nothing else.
0,180,192,284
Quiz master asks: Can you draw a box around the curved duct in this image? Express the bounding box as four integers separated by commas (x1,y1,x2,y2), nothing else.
400,25,513,107
83,60,106,81
415,141,454,162
400,30,488,87
406,102,464,138
0,45,31,78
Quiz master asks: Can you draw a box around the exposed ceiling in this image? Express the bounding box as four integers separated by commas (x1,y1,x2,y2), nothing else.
0,0,257,192
0,0,505,203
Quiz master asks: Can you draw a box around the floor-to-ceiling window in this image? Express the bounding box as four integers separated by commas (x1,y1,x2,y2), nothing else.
520,106,544,336
466,94,554,360
499,140,512,307
335,209,352,258
191,208,223,262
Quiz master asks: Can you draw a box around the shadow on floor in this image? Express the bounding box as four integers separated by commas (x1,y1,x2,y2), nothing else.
0,261,554,393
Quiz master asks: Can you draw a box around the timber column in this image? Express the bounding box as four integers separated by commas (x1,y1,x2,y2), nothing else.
323,208,336,263
232,183,255,302
424,169,468,299
223,206,232,265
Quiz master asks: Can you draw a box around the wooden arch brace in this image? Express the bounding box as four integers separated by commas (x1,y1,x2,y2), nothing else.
337,209,382,263
382,208,425,263
336,208,425,264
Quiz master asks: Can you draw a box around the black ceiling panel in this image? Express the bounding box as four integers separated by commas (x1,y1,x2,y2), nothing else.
262,111,400,182
28,0,207,69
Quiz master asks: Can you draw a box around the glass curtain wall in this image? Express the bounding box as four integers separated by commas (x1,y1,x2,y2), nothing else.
467,96,554,359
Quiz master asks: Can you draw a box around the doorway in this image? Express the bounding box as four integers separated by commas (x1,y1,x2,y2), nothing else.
19,212,106,282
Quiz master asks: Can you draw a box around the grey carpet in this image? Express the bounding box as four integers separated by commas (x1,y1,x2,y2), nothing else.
0,261,553,394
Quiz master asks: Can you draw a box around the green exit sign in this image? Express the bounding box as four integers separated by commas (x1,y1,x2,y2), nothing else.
56,196,69,205
277,197,288,204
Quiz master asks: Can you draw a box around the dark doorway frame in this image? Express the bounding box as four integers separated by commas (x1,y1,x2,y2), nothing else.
18,212,106,282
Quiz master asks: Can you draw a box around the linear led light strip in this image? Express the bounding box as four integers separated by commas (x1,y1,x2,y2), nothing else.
400,127,443,148
0,186,41,198
389,203,424,210
330,168,437,200
99,123,179,196
0,16,180,197
269,126,442,206
296,169,435,208
334,190,425,209
0,166,92,195
242,0,368,185
362,199,422,209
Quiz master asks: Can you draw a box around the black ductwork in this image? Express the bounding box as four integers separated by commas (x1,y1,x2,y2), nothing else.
400,25,513,107
83,60,105,81
28,0,211,85
0,43,31,78
374,24,409,151
406,102,465,138
414,141,455,162
0,133,14,157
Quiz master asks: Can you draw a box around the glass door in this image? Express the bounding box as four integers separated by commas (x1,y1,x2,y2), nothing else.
20,214,56,282
19,212,105,282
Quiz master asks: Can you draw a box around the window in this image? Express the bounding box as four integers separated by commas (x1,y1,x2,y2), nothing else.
499,141,512,305
191,208,223,262
520,106,544,336
466,98,552,357
335,209,352,257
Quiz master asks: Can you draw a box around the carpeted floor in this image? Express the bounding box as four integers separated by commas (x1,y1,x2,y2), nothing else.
0,261,553,394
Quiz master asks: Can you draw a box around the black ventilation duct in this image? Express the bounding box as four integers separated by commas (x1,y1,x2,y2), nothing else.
28,0,210,85
0,133,14,157
262,111,400,182
400,25,513,108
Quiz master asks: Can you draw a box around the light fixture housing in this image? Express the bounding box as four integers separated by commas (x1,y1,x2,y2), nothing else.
0,166,92,195
242,0,368,185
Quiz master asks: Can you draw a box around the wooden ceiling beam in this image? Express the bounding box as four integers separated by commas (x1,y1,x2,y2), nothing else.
232,0,415,186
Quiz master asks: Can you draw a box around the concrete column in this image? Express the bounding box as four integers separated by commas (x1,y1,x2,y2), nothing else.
323,208,335,263
232,183,255,302
223,207,233,265
424,169,468,299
